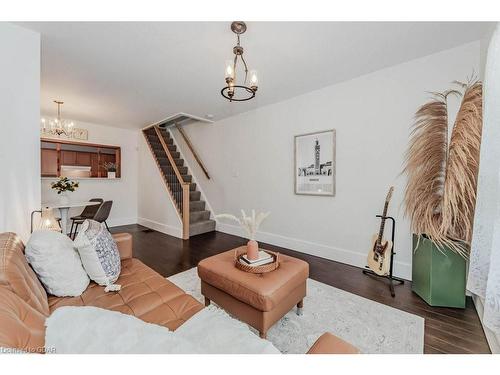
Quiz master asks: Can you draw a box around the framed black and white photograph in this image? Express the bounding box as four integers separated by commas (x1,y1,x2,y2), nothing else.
295,129,336,196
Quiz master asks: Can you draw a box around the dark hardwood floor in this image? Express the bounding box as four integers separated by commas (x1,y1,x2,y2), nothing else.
110,224,490,354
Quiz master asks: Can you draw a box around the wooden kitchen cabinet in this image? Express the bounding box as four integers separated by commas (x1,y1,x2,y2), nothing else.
76,152,91,166
90,153,99,177
61,150,92,166
61,150,77,165
41,149,58,177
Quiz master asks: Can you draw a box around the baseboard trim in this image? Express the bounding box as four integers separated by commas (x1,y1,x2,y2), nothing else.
107,217,138,228
137,217,183,238
216,222,411,280
472,294,500,354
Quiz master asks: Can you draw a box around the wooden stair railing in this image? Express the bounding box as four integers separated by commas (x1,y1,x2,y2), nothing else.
143,125,191,239
175,124,210,180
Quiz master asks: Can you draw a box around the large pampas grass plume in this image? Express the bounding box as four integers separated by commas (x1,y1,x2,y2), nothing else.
403,79,483,258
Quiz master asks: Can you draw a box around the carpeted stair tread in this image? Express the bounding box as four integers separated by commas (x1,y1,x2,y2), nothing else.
151,143,177,152
167,182,196,192
190,200,206,211
156,152,180,159
189,219,216,237
163,174,193,183
190,191,201,201
189,210,211,223
161,165,188,175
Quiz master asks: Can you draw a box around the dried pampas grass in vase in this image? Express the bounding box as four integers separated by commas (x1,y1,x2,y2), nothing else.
216,209,270,260
403,79,483,258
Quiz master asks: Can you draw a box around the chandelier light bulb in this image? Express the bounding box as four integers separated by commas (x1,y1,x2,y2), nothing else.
248,69,259,90
225,60,234,80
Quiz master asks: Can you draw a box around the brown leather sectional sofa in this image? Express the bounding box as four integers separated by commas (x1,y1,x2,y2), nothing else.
0,231,357,354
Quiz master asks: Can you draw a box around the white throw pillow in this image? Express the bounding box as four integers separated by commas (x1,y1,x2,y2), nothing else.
25,231,90,297
74,220,121,286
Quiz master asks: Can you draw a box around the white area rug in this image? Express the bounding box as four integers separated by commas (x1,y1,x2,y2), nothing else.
168,268,425,354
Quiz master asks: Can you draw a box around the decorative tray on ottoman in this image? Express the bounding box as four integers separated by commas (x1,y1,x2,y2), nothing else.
233,247,280,274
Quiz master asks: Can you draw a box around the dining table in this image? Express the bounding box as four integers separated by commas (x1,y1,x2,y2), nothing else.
42,201,101,235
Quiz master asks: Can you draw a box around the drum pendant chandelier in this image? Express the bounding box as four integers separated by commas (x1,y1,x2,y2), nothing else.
221,21,259,102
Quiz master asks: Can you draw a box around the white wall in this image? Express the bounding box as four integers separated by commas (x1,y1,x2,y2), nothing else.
0,23,40,241
41,120,139,228
137,132,183,237
480,23,497,79
172,42,480,280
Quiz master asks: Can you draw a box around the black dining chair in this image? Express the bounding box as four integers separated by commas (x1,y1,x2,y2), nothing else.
69,198,103,239
93,200,113,231
72,200,113,239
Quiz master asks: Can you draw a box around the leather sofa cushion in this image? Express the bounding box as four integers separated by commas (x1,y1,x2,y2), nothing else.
0,232,50,316
113,232,133,260
198,248,309,312
0,288,46,353
48,258,203,330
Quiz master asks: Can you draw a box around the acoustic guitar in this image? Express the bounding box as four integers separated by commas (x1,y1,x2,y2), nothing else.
367,186,394,276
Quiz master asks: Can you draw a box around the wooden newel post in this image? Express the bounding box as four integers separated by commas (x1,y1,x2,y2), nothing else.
182,183,190,239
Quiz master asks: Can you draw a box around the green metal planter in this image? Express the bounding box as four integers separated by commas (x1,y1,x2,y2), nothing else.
411,234,467,308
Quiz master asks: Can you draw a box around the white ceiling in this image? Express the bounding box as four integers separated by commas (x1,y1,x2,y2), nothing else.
19,22,492,129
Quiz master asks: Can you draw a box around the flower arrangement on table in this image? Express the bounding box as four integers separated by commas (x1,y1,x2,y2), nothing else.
50,177,79,194
216,209,270,260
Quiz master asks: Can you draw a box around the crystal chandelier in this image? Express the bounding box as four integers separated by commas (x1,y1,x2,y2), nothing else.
41,100,74,137
221,21,259,102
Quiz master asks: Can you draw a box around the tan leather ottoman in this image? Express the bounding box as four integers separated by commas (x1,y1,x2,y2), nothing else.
307,333,360,354
197,247,309,338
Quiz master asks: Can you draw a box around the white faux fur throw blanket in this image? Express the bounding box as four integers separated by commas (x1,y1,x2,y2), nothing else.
45,306,279,354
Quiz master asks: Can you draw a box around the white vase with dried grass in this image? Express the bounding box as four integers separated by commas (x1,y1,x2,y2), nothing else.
216,210,270,261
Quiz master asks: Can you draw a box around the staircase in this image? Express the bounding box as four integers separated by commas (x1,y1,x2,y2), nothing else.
143,126,216,238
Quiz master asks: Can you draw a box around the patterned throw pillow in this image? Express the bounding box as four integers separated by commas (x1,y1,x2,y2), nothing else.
74,220,121,287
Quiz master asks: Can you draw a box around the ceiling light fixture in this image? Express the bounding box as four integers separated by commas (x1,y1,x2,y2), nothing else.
221,21,259,102
41,100,74,137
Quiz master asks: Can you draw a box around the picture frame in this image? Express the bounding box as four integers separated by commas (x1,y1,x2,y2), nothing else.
294,129,336,196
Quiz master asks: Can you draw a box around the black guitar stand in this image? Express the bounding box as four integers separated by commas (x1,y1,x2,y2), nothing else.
362,215,405,297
